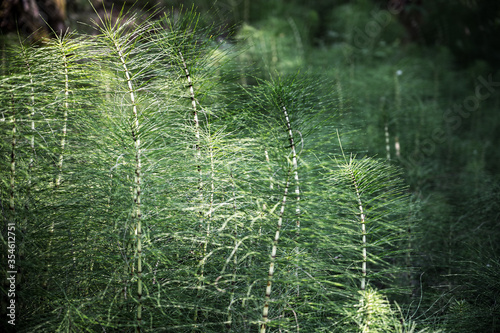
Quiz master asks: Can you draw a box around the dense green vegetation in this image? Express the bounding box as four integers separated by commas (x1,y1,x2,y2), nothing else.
1,1,499,332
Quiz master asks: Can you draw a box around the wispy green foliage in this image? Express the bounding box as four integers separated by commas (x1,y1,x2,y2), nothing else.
333,152,410,291
0,4,454,333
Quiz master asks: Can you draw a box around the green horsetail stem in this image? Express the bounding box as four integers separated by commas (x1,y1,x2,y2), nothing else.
281,105,300,232
55,36,70,188
105,27,144,330
179,49,204,331
260,170,291,333
348,162,368,291
178,49,205,240
119,48,143,333
9,94,16,215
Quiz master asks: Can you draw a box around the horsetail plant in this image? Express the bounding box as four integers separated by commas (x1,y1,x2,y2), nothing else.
343,153,369,291
40,31,87,264
93,9,154,330
52,32,72,188
251,75,311,235
251,74,332,332
159,12,228,328
0,6,422,332
160,5,224,252
335,133,410,293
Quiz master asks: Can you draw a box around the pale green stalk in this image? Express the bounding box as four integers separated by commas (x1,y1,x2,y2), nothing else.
179,49,205,330
99,18,144,329
395,136,401,158
47,35,72,262
338,132,368,291
45,36,72,270
394,71,402,113
116,44,143,332
9,95,16,216
348,159,368,291
260,170,291,333
381,97,390,161
55,39,69,187
280,101,303,304
394,70,402,158
282,105,300,232
179,51,201,142
385,121,391,161
179,50,204,219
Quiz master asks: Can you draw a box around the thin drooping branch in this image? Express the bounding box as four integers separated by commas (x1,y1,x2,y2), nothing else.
260,169,291,333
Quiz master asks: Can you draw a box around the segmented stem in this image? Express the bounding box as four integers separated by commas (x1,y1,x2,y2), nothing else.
282,105,300,232
113,39,143,331
47,41,71,263
282,103,302,300
260,170,291,333
179,50,204,219
179,51,201,158
385,121,391,162
9,95,16,215
179,50,206,331
56,46,69,187
381,96,390,162
348,163,367,291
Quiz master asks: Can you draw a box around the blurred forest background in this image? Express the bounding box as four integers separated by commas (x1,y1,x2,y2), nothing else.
1,0,499,332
